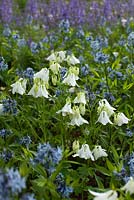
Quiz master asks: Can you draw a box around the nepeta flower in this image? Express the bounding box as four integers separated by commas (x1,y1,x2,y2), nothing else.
19,136,32,148
0,129,12,138
69,106,88,126
97,111,113,125
121,177,134,195
55,173,73,198
6,168,26,194
21,193,36,200
114,112,130,126
11,78,27,95
0,57,8,71
2,98,17,115
32,142,62,174
73,144,94,160
92,145,108,160
89,190,118,200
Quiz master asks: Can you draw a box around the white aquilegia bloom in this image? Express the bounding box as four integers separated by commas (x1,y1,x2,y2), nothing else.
73,144,94,161
92,145,108,160
46,51,66,63
34,68,49,85
28,80,49,98
69,106,88,126
0,104,3,114
63,66,79,87
98,99,116,117
46,52,57,62
11,78,27,95
58,51,66,62
73,92,86,104
114,112,130,126
121,177,134,195
97,111,113,125
89,190,118,200
49,62,61,75
66,54,80,65
56,97,73,116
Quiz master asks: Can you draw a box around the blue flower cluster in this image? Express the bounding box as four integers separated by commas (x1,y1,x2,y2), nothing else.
21,193,36,200
94,51,109,64
0,168,26,199
0,56,8,71
90,37,108,51
0,149,13,162
59,19,70,33
16,67,34,82
55,173,73,198
19,136,32,148
32,142,63,174
2,98,17,115
0,129,12,138
128,32,134,46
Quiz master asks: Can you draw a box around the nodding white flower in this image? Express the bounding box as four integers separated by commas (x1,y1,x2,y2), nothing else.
92,145,108,160
89,190,118,200
63,66,79,87
28,81,49,98
49,62,61,75
114,112,130,126
98,99,116,117
34,68,49,84
69,106,88,126
46,51,66,63
11,78,27,95
66,54,80,65
72,140,80,152
73,144,94,160
121,177,134,195
58,51,66,62
0,104,3,114
46,52,57,62
56,97,73,116
73,92,86,104
97,111,113,125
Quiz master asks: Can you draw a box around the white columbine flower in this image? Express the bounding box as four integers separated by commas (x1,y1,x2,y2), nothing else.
98,99,116,117
114,112,130,126
58,51,66,62
56,97,73,116
92,145,108,160
97,111,113,125
28,80,49,98
0,104,3,114
69,106,88,126
121,177,134,195
66,54,80,65
89,190,118,200
46,52,57,62
73,92,86,104
63,66,79,87
49,62,61,75
73,144,94,161
11,78,27,95
34,68,49,85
